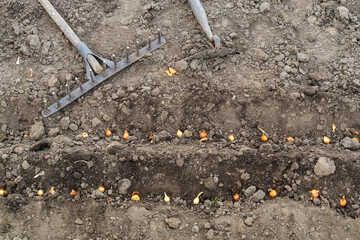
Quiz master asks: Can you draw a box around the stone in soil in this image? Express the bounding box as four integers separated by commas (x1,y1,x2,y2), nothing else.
175,60,188,71
165,217,182,229
251,190,265,203
60,117,70,130
204,177,216,190
205,229,215,239
21,160,30,170
337,6,350,21
118,178,131,194
244,186,256,197
29,121,45,141
244,217,254,227
341,137,360,150
297,52,309,62
259,2,270,13
75,218,84,225
183,130,193,138
92,117,102,128
314,157,336,177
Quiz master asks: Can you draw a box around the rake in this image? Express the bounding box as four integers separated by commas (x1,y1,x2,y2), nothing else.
38,0,166,117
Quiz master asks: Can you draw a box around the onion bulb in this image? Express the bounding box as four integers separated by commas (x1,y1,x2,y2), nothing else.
177,129,183,138
70,190,77,197
309,189,319,199
269,189,277,197
82,132,88,139
131,191,140,201
340,195,347,207
193,191,203,205
199,130,208,139
228,134,235,142
98,186,105,193
164,192,170,203
106,128,112,137
123,130,129,140
323,136,330,144
233,193,240,201
258,127,268,142
37,189,44,197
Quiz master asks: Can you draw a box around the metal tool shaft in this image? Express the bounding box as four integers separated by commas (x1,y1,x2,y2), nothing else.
188,0,220,48
188,0,213,40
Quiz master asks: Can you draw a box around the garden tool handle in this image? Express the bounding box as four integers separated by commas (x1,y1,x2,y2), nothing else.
38,0,81,46
38,0,103,74
188,0,220,48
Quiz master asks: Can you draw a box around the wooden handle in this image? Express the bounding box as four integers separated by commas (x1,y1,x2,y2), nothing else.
87,55,103,74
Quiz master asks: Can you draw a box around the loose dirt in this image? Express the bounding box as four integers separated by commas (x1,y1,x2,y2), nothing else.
1,0,360,239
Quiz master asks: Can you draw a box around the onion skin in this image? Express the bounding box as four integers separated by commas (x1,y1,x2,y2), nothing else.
233,193,240,201
228,134,235,142
70,190,77,197
177,130,183,138
193,192,203,205
37,190,44,197
164,192,170,203
106,128,112,137
323,136,330,144
123,130,129,140
261,134,268,142
269,190,277,197
199,130,208,139
340,196,347,207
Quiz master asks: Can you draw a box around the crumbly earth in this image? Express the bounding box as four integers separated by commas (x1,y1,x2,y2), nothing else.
1,0,360,239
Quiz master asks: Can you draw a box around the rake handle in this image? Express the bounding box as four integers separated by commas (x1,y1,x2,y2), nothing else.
38,0,81,46
188,0,214,41
188,0,221,48
38,0,103,74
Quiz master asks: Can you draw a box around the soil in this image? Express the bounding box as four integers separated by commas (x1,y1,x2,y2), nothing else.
1,0,360,239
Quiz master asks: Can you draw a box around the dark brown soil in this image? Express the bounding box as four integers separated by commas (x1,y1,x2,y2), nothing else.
1,0,360,239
